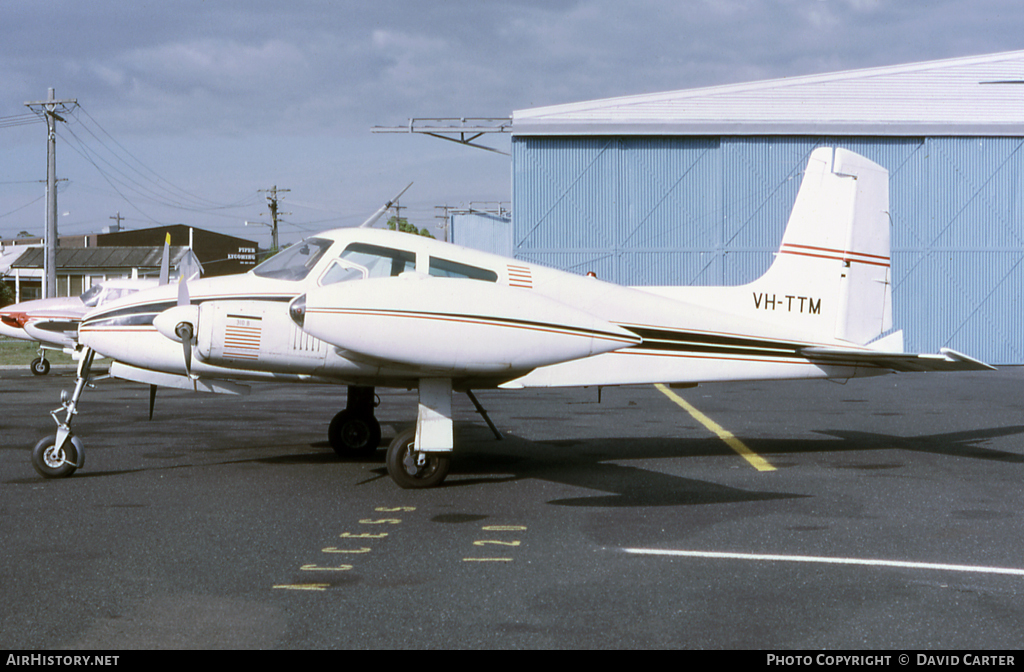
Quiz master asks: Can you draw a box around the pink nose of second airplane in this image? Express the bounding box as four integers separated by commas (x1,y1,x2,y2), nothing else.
0,311,29,329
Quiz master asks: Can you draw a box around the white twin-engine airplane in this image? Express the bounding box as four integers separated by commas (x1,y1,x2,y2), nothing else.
34,147,989,488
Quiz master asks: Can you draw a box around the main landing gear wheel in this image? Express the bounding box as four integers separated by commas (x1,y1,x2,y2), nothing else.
385,428,451,489
31,434,84,479
328,410,382,457
30,357,50,376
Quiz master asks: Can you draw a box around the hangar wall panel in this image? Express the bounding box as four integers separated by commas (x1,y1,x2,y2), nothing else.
450,212,512,256
511,135,1024,363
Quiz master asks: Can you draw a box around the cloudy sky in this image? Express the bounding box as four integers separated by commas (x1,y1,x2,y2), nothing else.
1,0,1021,247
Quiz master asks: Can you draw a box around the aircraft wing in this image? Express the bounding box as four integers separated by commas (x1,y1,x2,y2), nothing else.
800,346,995,372
109,361,251,395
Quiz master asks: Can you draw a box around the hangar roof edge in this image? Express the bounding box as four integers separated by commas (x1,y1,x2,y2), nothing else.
512,50,1024,136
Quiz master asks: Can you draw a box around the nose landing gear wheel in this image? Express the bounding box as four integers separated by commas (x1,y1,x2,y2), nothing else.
385,428,451,489
31,435,84,479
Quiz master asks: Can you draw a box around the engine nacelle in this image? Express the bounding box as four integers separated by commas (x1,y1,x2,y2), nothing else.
297,275,641,375
192,300,328,373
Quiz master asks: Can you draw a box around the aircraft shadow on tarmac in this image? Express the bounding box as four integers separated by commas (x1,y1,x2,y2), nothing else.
11,423,1023,508
244,432,801,508
262,421,1024,507
503,424,1024,506
805,426,1024,463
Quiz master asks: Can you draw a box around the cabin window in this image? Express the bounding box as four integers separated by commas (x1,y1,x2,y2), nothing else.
428,256,498,282
319,260,367,286
339,243,416,278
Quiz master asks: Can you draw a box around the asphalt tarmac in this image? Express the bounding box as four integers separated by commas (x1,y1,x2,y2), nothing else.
2,364,1024,650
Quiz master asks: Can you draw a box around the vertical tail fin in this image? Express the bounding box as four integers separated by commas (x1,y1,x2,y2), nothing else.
754,147,892,346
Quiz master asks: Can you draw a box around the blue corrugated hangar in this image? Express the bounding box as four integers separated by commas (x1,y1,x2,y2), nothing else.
508,50,1024,364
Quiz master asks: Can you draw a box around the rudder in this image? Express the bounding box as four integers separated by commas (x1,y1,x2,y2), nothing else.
754,147,892,346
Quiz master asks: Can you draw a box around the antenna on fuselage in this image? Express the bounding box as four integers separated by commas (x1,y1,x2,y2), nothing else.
359,182,413,229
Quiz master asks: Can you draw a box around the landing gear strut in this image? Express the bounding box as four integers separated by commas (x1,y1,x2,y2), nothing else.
31,347,95,478
328,386,381,457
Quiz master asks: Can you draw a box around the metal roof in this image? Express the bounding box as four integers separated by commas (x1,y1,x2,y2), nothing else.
512,50,1024,136
11,246,192,271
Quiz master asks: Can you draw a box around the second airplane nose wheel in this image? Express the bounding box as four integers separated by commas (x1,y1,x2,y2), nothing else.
30,356,50,376
385,428,450,489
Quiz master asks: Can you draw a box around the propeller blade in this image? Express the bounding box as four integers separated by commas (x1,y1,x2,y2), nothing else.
358,182,413,229
159,233,171,285
174,321,194,376
177,272,190,307
183,339,192,376
148,385,157,420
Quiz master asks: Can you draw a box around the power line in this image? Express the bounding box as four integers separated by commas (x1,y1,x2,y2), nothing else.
0,112,42,129
73,106,258,211
0,193,45,220
9,100,320,239
58,117,258,214
48,105,261,228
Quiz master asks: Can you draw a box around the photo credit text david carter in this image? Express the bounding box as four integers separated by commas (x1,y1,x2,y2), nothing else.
767,654,1015,666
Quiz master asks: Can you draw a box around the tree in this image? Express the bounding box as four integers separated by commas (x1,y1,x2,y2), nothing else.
386,216,434,238
0,281,14,308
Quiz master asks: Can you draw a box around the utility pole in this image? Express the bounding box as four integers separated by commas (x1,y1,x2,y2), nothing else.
108,212,124,232
258,186,289,252
434,205,451,242
25,88,77,298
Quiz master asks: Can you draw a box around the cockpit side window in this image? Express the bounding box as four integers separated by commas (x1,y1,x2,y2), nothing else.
428,256,498,282
252,237,333,280
339,243,415,278
103,288,125,304
319,260,367,286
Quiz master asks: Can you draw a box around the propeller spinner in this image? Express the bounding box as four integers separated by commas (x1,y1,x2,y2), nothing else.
153,273,199,377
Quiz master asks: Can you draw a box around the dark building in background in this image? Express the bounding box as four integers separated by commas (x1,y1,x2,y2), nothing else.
1,225,258,302
95,224,257,276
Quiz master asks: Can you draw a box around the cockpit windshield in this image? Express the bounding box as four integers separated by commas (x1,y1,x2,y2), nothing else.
79,284,104,307
252,237,333,280
79,283,142,308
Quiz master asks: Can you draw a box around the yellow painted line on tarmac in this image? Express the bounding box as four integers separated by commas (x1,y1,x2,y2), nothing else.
654,384,775,472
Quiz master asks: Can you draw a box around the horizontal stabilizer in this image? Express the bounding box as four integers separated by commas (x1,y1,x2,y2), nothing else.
800,346,995,372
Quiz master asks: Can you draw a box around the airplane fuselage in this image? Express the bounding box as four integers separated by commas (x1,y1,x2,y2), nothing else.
79,227,880,391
